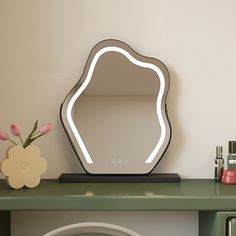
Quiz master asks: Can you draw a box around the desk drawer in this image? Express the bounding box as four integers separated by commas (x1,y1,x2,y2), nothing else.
200,211,236,236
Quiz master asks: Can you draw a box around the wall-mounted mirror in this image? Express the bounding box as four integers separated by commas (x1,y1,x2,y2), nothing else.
60,39,171,175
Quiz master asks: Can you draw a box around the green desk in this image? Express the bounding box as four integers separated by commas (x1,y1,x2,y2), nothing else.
0,179,236,235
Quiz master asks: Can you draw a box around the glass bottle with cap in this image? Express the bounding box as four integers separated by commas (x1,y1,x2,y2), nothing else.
227,141,236,170
215,146,224,181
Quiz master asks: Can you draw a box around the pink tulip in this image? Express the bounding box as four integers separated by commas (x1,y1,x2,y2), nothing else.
10,124,21,136
0,131,9,141
39,123,54,134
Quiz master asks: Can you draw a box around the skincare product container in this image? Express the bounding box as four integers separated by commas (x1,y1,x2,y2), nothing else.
227,141,236,170
214,146,224,182
222,141,236,184
222,170,236,184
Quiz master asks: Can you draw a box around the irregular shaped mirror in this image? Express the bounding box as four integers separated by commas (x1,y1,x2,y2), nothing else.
61,39,171,174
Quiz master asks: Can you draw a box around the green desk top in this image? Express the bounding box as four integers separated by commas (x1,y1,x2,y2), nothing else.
0,179,236,211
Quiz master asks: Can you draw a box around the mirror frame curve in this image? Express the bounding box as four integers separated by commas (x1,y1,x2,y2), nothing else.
60,39,172,174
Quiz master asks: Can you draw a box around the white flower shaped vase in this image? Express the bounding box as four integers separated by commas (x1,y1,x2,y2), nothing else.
0,145,47,189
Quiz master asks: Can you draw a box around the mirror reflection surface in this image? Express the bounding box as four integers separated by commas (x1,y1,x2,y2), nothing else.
61,40,171,174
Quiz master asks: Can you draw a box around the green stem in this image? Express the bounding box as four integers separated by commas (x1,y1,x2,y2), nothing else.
19,136,24,146
24,134,44,148
31,131,40,136
8,138,17,145
23,120,38,148
32,134,44,139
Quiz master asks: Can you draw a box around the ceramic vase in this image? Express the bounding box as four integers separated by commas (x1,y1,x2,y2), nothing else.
0,145,47,189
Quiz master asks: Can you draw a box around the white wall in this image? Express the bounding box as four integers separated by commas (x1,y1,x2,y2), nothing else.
1,0,236,235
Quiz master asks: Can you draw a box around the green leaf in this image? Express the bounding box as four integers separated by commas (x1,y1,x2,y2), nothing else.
24,134,44,148
31,120,38,135
23,120,38,148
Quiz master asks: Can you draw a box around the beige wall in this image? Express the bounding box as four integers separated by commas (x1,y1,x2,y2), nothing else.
1,0,236,235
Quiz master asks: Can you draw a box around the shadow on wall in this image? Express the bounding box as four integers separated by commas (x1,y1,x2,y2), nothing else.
56,114,86,174
153,66,183,174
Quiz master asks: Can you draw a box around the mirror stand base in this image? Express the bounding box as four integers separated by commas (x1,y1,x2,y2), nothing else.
58,173,181,183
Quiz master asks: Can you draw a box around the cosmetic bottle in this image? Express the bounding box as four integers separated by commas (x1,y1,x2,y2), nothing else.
227,141,236,170
214,146,224,182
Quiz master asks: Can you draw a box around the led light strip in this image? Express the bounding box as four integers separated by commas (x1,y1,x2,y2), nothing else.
67,46,166,164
